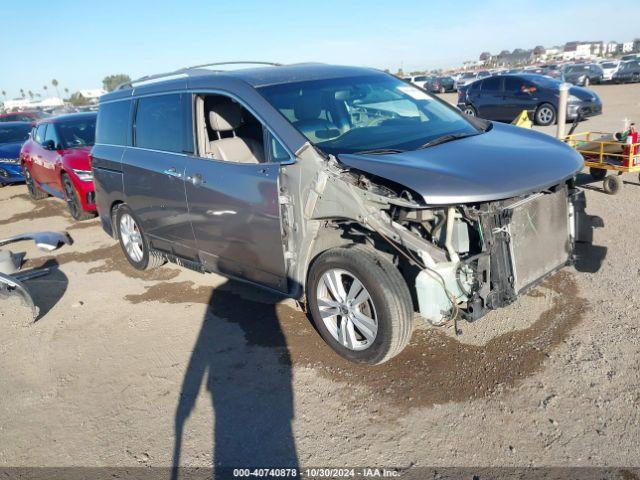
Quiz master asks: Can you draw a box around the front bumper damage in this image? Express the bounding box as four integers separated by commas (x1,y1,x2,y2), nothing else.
414,185,590,325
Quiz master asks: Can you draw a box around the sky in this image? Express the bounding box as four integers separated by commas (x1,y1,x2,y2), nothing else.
1,0,637,100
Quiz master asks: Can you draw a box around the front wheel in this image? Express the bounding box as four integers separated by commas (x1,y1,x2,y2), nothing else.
583,77,590,87
535,103,556,126
62,174,93,221
306,246,414,364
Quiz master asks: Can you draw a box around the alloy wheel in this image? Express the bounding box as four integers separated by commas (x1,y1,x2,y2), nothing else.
463,106,476,116
119,213,144,263
63,178,79,218
316,268,378,351
537,107,554,125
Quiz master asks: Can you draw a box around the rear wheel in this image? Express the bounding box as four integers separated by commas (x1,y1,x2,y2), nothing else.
115,204,165,270
535,103,556,126
62,174,93,221
589,167,607,181
463,105,477,117
306,246,414,364
23,165,47,200
584,77,590,87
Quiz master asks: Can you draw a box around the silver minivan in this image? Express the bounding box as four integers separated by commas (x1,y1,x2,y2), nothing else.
92,62,594,364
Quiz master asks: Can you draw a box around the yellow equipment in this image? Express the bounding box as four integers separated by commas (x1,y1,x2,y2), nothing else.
564,131,640,195
511,110,533,129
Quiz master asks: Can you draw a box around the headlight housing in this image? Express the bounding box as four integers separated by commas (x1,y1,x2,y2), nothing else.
72,169,93,182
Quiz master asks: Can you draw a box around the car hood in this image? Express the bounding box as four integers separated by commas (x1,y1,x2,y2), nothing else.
337,122,583,205
0,142,22,160
569,85,600,102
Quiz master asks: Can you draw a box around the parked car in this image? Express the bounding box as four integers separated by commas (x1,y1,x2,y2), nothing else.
539,64,562,79
403,75,433,90
20,112,97,220
92,62,593,364
599,60,620,82
562,64,604,86
612,60,640,83
457,74,602,126
454,71,478,90
431,76,455,93
0,111,46,124
0,122,31,186
620,53,640,62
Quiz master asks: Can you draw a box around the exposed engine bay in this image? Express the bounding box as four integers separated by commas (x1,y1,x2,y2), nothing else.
297,149,590,329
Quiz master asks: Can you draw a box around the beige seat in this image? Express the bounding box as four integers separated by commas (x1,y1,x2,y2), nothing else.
208,100,264,163
292,95,338,143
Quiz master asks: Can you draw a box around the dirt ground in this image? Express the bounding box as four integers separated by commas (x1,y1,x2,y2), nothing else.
1,83,639,473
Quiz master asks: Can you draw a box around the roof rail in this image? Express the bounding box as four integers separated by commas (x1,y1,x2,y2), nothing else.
115,61,283,91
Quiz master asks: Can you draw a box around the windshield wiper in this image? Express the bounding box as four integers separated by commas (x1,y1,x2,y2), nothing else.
416,132,478,150
354,148,405,155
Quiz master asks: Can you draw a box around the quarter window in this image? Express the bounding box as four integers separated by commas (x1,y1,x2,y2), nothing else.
135,94,183,153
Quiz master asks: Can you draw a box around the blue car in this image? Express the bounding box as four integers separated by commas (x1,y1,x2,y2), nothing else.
0,122,31,186
457,74,602,126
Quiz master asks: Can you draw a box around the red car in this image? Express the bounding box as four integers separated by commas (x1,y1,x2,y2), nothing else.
0,111,46,124
20,112,97,220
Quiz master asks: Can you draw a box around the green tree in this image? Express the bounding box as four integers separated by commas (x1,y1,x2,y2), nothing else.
102,74,131,92
20,89,25,98
1,90,6,100
51,79,60,98
28,90,34,99
43,85,48,97
64,87,69,95
68,92,91,106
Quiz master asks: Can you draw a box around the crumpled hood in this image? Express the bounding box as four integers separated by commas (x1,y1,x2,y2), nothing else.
337,122,583,205
0,142,22,161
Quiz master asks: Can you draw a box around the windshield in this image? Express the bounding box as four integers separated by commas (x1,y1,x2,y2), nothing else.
461,72,476,79
601,62,617,68
57,117,96,149
258,74,479,155
0,124,31,144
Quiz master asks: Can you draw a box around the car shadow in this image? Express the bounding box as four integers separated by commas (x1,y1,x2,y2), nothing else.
171,280,298,479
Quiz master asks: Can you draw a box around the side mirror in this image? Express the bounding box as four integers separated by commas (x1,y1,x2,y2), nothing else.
42,139,56,150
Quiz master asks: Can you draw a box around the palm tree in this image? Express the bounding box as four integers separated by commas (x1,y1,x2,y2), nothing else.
51,79,60,98
20,89,25,98
43,85,48,97
28,90,34,100
1,90,6,100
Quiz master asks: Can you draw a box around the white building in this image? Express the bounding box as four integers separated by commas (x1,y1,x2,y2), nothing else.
603,42,619,55
2,96,63,112
622,41,634,53
78,88,106,100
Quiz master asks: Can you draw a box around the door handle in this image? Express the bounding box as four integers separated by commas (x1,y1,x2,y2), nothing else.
186,173,205,186
163,167,182,178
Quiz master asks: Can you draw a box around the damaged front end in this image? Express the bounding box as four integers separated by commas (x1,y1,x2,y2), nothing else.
297,147,592,328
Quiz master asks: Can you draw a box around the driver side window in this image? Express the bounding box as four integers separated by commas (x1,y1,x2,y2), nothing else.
43,123,60,149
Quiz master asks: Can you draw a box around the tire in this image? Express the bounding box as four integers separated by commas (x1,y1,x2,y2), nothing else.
439,86,446,94
23,165,47,200
633,73,640,83
62,174,93,221
603,175,622,195
463,105,477,117
583,77,590,87
115,204,165,270
534,103,556,126
306,245,414,365
589,167,607,181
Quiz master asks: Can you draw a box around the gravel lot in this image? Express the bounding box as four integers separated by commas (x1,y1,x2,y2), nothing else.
1,83,639,473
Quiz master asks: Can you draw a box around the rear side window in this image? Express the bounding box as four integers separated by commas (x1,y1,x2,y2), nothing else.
481,77,501,92
134,94,183,153
96,100,131,146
